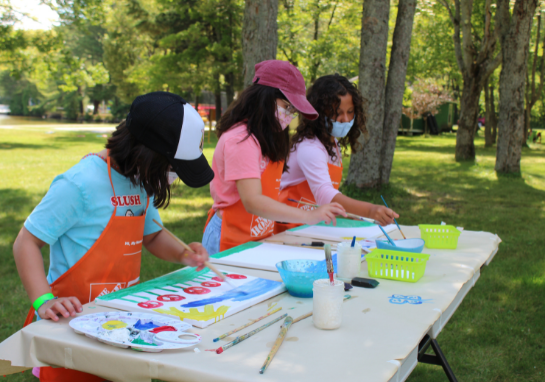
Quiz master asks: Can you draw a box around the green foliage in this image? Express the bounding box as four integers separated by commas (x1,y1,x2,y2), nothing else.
277,0,362,83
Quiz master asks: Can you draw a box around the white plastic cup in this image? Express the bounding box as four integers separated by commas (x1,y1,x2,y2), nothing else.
336,241,362,282
312,279,344,330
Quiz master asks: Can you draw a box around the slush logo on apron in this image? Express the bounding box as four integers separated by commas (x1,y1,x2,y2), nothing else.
111,195,142,207
250,215,274,237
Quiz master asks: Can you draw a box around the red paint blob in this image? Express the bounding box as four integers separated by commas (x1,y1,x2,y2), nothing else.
137,301,163,309
201,281,221,287
212,276,224,282
184,286,211,295
157,294,186,302
149,326,177,333
226,274,247,280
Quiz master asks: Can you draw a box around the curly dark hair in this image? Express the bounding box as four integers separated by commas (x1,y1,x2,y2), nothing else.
290,74,367,161
216,84,290,163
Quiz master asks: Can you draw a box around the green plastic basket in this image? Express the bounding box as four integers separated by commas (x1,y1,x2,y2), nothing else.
418,225,461,249
366,249,430,283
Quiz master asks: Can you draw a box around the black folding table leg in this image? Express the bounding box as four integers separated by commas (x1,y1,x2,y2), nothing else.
418,335,458,382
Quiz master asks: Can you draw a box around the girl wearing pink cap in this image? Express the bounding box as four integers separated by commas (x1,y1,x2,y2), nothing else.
203,61,346,254
276,74,398,234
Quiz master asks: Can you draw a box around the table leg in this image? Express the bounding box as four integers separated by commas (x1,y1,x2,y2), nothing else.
418,334,458,382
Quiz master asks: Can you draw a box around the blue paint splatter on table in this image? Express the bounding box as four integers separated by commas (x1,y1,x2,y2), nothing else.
388,295,433,305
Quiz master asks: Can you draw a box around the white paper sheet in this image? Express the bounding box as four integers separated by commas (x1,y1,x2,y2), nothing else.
288,223,397,241
209,243,333,271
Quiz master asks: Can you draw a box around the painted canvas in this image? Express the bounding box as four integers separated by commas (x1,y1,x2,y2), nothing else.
95,267,285,328
288,219,397,241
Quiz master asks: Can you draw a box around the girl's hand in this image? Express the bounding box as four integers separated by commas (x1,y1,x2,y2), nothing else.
305,203,347,225
37,297,83,321
181,242,209,271
370,205,399,226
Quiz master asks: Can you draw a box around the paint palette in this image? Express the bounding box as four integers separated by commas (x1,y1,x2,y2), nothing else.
69,312,201,352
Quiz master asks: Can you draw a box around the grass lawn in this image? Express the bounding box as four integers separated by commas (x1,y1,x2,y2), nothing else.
1,128,544,381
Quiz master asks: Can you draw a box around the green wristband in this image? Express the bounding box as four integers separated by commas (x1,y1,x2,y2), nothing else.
33,293,56,311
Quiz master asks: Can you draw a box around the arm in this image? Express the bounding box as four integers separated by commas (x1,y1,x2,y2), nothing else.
13,227,82,321
331,193,399,226
236,178,346,225
143,230,208,271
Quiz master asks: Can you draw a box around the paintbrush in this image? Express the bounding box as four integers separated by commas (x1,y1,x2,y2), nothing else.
213,307,282,342
215,313,288,354
153,219,238,290
380,195,406,239
288,198,381,225
324,244,334,285
378,225,397,246
259,316,293,374
264,239,336,249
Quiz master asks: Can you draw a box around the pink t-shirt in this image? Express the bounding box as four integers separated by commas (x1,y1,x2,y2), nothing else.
280,137,341,205
210,124,269,210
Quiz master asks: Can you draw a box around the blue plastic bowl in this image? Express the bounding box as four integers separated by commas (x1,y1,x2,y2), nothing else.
375,238,425,253
276,260,329,298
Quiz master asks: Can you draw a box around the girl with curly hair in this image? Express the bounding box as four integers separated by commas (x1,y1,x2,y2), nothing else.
276,74,398,233
202,62,346,255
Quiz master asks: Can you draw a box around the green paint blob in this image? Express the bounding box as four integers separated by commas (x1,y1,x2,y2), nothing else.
131,337,157,346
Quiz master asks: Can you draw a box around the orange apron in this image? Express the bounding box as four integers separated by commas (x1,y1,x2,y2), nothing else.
205,160,284,252
274,158,343,234
24,155,148,382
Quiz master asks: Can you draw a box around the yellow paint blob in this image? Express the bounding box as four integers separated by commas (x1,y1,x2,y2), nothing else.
153,305,229,322
101,320,128,330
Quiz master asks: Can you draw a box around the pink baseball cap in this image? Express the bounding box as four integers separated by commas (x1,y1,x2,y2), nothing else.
252,60,319,120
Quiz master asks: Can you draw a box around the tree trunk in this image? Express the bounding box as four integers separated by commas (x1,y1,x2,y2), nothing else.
380,0,416,184
455,78,481,160
225,71,235,107
194,94,199,112
242,0,279,87
214,73,222,124
93,100,100,115
439,0,501,161
484,79,494,147
346,0,390,188
496,0,538,174
490,83,497,143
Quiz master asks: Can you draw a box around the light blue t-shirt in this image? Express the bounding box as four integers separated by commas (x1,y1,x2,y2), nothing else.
25,156,162,285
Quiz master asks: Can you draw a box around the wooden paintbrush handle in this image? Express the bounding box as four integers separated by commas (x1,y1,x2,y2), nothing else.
153,219,230,283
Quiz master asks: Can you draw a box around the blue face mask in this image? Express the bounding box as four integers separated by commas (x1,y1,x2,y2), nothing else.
329,118,354,138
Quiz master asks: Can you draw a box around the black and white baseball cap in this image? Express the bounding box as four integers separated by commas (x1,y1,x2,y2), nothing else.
126,92,214,188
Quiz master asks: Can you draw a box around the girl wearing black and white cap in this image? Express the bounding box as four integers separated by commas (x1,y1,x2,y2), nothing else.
13,92,212,382
203,60,346,255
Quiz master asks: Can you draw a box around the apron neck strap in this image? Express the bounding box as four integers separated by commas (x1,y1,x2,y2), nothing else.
106,151,116,198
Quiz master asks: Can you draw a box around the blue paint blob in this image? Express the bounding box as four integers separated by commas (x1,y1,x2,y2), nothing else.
133,319,159,330
181,278,282,308
388,294,433,305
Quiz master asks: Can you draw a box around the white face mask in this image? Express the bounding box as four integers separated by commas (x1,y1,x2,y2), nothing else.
168,171,179,185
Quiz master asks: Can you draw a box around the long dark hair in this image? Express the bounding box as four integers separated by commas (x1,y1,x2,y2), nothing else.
106,121,172,209
216,84,290,163
290,74,367,161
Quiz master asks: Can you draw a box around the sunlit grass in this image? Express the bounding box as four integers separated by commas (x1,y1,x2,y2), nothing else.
1,129,544,381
